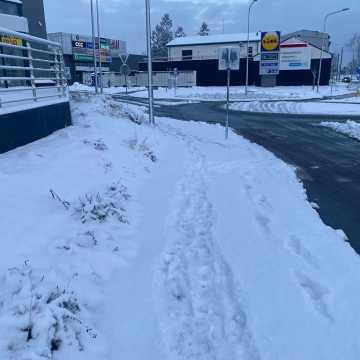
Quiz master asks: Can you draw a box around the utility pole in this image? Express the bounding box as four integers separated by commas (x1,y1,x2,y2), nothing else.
96,0,103,94
90,0,98,94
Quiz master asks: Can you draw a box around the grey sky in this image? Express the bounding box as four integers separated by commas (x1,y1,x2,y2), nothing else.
44,0,360,60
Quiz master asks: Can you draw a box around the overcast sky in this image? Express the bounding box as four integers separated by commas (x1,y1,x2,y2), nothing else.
44,0,360,60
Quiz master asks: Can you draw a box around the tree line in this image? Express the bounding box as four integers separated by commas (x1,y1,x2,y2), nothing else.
151,13,210,58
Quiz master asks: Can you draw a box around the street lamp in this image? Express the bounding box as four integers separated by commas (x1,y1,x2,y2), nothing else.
317,7,350,92
96,0,103,94
90,0,98,94
245,0,258,96
145,0,154,124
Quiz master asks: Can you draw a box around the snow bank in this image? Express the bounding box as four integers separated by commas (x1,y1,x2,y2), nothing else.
130,85,353,102
230,100,360,115
321,120,360,141
1,94,360,359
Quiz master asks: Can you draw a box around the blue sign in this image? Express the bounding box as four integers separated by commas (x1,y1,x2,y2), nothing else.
357,66,360,75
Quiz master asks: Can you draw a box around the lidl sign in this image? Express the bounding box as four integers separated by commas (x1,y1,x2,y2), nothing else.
261,32,280,52
260,31,281,75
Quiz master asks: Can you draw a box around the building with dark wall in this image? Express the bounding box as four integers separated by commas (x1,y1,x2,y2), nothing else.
140,31,332,87
22,0,47,39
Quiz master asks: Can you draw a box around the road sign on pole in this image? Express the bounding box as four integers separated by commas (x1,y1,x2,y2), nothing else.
218,47,240,139
260,31,281,76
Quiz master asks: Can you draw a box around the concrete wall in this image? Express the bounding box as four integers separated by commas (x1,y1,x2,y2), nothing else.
0,101,72,154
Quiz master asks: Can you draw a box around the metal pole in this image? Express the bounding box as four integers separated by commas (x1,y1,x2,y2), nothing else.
145,0,154,124
245,0,257,96
317,18,327,93
96,0,103,94
90,0,98,94
338,47,344,81
317,8,350,93
226,67,230,139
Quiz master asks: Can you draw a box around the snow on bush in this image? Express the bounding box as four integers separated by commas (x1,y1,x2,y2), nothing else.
0,262,96,360
321,120,360,141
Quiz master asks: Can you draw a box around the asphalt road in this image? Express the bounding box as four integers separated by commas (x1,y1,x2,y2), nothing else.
113,95,360,255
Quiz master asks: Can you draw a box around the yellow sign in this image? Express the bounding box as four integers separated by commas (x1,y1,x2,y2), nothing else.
0,36,22,47
261,32,280,52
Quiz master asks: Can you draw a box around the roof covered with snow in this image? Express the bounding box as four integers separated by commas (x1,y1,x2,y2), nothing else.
167,32,261,47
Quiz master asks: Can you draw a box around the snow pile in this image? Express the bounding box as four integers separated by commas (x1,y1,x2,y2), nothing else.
69,83,141,95
321,120,360,140
1,94,360,359
130,85,353,102
230,100,360,115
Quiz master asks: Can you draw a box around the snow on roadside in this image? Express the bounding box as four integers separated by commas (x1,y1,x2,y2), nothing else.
130,85,353,102
1,94,360,359
229,100,360,115
321,120,360,141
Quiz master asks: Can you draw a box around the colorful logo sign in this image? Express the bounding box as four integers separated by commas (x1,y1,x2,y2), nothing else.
261,32,280,52
0,36,22,47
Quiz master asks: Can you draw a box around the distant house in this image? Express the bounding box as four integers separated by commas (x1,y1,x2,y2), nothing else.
139,30,332,87
166,32,261,62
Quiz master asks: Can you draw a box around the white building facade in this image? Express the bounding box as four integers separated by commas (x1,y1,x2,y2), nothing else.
167,33,261,61
0,0,28,32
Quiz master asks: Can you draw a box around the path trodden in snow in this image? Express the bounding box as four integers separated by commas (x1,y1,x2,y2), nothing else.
0,95,360,360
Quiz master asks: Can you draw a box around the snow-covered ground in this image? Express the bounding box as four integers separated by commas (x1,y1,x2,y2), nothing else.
229,100,360,115
69,82,145,95
321,120,360,141
1,95,360,360
324,96,360,103
129,85,353,102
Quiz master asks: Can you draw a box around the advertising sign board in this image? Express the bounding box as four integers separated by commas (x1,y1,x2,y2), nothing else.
71,34,112,63
0,35,23,46
260,31,281,75
280,45,311,70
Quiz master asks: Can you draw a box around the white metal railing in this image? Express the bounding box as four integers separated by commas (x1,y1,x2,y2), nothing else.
0,26,68,111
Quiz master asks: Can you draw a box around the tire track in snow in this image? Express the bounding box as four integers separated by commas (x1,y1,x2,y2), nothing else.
154,133,260,360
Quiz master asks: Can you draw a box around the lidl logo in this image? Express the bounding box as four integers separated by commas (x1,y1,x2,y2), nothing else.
261,32,280,52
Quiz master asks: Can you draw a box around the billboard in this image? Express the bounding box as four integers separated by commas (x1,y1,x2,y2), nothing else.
280,45,311,71
71,34,112,63
260,31,281,75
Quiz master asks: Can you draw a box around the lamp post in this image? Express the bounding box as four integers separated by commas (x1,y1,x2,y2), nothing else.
317,8,350,92
96,0,103,94
145,0,154,124
90,0,98,94
245,0,258,96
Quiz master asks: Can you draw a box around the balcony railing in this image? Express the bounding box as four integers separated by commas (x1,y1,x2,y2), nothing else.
0,26,68,112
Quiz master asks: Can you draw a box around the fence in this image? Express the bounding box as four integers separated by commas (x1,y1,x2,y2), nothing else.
83,70,197,88
0,26,68,112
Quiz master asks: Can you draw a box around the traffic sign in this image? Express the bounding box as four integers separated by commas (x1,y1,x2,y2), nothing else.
218,47,240,71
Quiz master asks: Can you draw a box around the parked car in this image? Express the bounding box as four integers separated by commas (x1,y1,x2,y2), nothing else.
342,76,352,83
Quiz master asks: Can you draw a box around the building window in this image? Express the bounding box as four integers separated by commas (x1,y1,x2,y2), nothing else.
182,50,192,60
0,0,23,16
